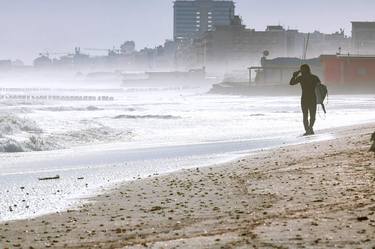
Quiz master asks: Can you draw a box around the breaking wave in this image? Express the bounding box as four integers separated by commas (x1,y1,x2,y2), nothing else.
49,126,133,147
0,126,133,153
0,114,42,135
0,114,133,153
0,136,61,153
0,139,25,153
39,105,103,112
123,86,201,92
114,114,180,120
37,106,141,112
0,100,46,106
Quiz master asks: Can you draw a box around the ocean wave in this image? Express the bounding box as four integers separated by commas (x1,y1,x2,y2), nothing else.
0,139,25,153
86,105,102,111
39,105,103,112
0,115,42,135
0,113,133,153
50,126,133,146
0,100,46,106
114,114,180,120
123,86,200,92
0,126,133,153
0,136,61,153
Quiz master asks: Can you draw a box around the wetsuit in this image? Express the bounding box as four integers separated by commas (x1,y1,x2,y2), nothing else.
290,74,320,133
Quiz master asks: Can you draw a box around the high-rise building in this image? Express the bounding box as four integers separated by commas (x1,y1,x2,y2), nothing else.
173,0,235,41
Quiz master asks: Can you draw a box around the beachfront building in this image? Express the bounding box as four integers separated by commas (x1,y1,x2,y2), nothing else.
321,54,375,85
352,22,375,54
173,0,235,41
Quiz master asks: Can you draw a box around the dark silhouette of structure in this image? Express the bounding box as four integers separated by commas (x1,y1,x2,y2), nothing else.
370,132,375,156
290,64,321,136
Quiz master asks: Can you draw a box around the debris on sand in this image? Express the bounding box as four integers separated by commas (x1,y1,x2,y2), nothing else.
38,175,60,181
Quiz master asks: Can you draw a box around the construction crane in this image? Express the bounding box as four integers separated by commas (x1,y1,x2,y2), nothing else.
38,49,78,58
83,47,120,56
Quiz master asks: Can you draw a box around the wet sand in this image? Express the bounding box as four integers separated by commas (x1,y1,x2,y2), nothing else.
1,124,374,249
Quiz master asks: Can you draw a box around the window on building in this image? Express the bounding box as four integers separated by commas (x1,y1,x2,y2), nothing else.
357,68,368,77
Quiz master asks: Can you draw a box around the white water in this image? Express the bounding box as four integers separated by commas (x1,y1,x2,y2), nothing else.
1,85,375,222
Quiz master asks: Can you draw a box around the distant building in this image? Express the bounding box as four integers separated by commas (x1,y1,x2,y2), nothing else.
321,54,375,85
302,30,350,58
0,60,12,71
252,57,322,85
185,16,351,72
189,18,301,72
33,54,52,68
173,0,235,41
352,22,375,54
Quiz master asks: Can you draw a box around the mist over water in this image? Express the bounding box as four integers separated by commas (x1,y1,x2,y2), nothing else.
1,81,374,154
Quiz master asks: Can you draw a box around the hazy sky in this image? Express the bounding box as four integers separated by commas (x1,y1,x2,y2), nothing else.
1,0,374,64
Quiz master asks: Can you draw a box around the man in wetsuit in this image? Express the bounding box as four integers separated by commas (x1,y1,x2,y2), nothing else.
290,64,321,136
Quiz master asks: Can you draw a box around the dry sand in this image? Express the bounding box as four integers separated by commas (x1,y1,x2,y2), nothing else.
1,124,374,249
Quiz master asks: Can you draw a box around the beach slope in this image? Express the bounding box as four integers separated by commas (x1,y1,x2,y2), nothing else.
1,124,374,249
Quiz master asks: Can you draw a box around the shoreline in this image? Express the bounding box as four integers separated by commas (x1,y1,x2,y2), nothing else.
0,129,338,223
209,82,375,96
0,123,374,248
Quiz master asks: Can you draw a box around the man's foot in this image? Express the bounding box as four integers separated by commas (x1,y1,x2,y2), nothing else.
303,128,315,136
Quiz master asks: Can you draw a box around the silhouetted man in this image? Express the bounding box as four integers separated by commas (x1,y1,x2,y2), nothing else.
290,64,321,136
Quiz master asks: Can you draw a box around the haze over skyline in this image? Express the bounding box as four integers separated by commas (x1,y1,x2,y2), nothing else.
1,0,374,64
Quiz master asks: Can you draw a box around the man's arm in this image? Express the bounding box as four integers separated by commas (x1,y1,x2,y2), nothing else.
290,72,300,85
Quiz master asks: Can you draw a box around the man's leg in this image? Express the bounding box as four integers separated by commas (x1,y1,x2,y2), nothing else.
308,102,317,134
301,101,309,133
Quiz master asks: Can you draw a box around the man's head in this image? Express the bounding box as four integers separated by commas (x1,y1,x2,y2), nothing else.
300,64,311,76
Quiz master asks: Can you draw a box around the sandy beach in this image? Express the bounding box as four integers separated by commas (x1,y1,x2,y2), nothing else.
0,123,374,249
